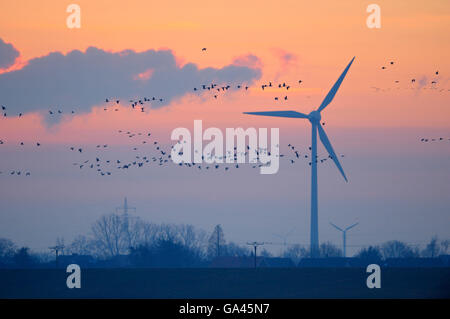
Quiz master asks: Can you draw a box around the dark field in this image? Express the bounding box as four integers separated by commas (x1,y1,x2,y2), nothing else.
0,268,449,299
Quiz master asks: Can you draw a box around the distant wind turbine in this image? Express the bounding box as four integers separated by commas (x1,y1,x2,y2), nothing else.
330,222,359,257
244,57,355,257
272,227,296,246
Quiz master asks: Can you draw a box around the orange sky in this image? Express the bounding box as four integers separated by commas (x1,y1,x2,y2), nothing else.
0,0,449,145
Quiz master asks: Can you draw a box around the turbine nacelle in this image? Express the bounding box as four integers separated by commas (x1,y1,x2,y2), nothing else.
308,110,321,124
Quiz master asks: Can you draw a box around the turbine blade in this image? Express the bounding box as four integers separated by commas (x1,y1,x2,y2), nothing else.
330,222,343,232
317,57,355,112
318,124,348,182
345,222,359,231
243,111,308,119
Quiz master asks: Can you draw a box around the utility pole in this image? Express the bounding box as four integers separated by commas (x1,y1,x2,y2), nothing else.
247,242,264,268
49,245,64,268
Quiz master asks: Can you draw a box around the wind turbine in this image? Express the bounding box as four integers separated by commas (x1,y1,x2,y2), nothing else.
272,227,295,252
244,57,355,258
330,222,358,257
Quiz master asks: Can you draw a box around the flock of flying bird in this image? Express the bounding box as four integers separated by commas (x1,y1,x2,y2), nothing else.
1,75,304,120
420,137,450,143
371,60,447,93
0,77,307,177
64,128,343,177
0,55,448,177
3,124,446,178
192,79,300,102
1,97,167,119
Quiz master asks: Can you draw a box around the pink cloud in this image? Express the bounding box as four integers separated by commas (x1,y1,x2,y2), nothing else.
271,48,298,71
232,54,263,69
134,68,154,81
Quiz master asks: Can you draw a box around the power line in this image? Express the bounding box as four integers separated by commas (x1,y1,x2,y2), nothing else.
244,241,431,248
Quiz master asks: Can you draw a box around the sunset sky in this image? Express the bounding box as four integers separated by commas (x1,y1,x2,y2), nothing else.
0,0,449,255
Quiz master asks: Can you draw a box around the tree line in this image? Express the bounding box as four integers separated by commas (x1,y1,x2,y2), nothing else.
0,212,448,268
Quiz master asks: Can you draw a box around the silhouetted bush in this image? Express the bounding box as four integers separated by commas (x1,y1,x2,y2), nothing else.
129,239,206,268
355,246,383,263
13,247,37,268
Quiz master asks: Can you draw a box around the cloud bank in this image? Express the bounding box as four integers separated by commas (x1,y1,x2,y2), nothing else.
0,42,261,116
232,54,263,69
0,38,19,69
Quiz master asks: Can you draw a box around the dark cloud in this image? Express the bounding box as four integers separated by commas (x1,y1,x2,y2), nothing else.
0,38,19,69
0,46,261,115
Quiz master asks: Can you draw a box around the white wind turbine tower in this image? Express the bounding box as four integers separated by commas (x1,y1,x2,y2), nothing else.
330,222,359,257
244,57,355,258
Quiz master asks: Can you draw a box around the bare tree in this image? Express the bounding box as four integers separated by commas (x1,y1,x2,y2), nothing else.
92,213,154,257
0,238,16,262
282,244,309,264
122,216,148,249
422,236,441,257
355,246,383,260
381,240,419,259
67,235,95,255
441,239,450,255
319,241,342,257
208,224,226,258
260,248,273,257
141,222,161,245
158,223,181,243
92,214,128,257
178,224,208,254
283,242,342,260
224,242,250,257
0,238,16,255
178,224,196,248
